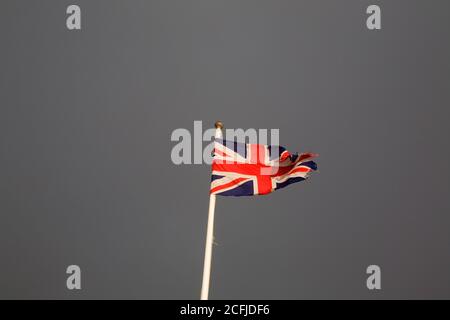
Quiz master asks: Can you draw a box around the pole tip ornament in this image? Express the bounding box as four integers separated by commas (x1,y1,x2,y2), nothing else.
214,121,224,129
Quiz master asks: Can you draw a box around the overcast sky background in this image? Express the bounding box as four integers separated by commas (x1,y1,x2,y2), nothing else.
1,0,450,299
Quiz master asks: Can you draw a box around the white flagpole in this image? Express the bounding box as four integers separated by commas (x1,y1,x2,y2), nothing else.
200,121,223,300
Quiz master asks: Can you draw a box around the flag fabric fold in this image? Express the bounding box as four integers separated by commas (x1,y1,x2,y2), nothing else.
210,139,317,196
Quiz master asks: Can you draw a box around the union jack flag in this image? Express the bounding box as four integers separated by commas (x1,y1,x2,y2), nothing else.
210,139,318,196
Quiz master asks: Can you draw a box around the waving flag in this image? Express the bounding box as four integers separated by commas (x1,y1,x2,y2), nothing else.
210,139,317,196
201,122,318,300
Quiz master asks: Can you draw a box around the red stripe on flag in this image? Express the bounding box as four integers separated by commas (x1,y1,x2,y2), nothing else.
290,166,311,174
210,177,248,194
214,148,229,157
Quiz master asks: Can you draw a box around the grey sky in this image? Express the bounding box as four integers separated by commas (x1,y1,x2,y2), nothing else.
1,0,450,299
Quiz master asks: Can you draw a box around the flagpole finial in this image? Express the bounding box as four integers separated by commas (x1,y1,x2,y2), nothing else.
214,121,224,129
